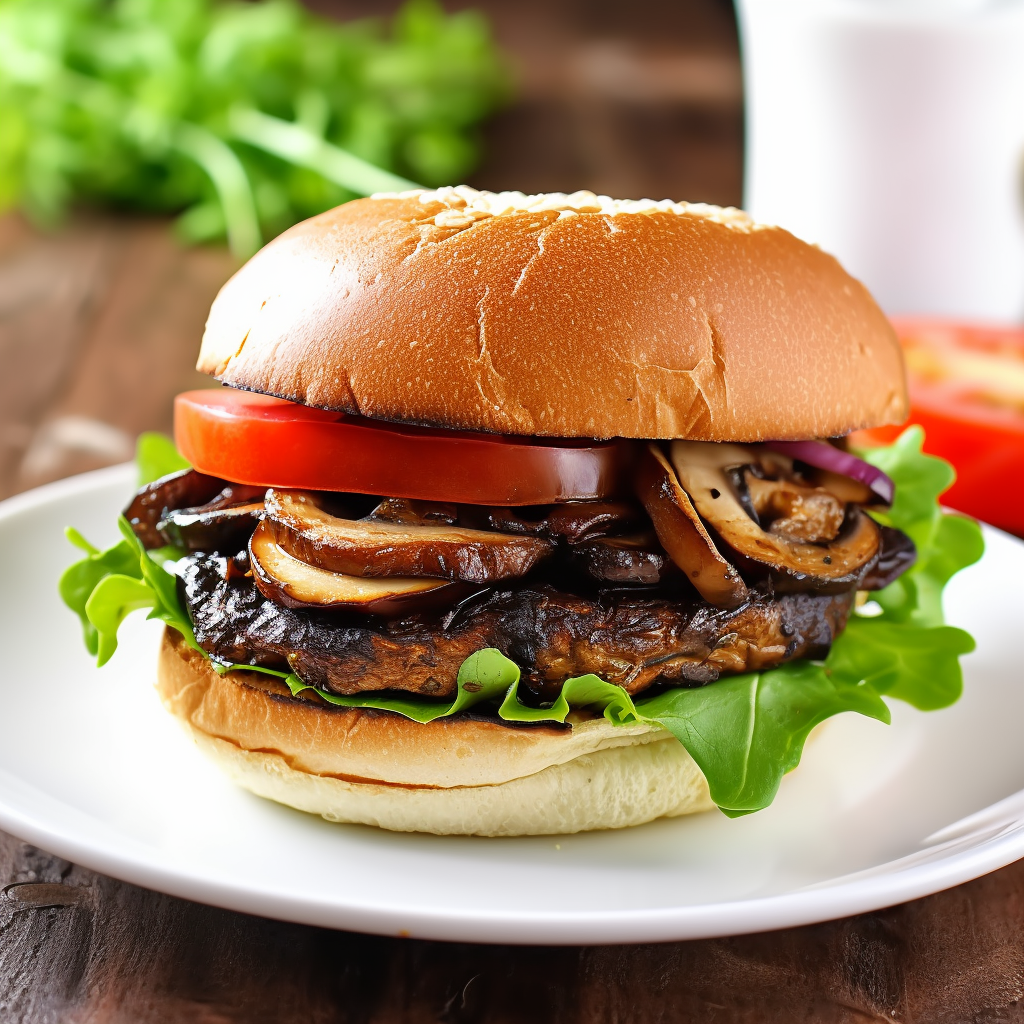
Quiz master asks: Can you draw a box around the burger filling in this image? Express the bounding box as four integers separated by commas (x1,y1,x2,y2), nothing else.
62,410,982,816
121,437,916,706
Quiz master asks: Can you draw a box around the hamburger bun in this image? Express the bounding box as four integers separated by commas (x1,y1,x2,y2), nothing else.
198,186,907,441
157,629,713,835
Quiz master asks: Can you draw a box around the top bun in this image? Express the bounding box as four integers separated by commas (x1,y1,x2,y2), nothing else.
198,187,907,440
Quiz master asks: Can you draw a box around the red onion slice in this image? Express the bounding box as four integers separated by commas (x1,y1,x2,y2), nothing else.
765,441,894,506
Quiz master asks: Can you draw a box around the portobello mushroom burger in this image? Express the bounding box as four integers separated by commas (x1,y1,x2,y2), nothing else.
62,187,982,835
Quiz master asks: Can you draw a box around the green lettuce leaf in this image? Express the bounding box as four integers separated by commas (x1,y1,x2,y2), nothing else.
283,647,520,723
634,661,891,816
856,426,984,628
826,615,974,711
283,648,645,727
60,427,982,817
864,425,954,544
136,432,191,486
60,517,196,666
59,527,144,657
499,667,642,725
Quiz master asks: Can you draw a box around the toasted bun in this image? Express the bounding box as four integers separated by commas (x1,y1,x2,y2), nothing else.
157,630,713,835
198,187,906,441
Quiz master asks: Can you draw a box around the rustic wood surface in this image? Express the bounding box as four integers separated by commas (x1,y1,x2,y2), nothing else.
2,0,1023,1020
3,835,1024,1022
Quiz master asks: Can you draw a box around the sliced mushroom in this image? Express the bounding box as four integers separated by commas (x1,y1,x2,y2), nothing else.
264,489,555,583
805,467,875,506
747,450,877,508
124,469,227,548
249,520,458,615
745,473,846,543
158,502,265,553
860,525,917,590
634,444,749,608
368,497,458,526
670,441,880,588
486,500,647,544
571,533,671,585
194,482,268,512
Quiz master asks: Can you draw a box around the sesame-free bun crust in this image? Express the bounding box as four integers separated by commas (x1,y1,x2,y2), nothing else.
198,187,907,441
157,630,713,835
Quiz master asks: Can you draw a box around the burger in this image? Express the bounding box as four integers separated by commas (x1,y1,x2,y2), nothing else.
61,187,981,836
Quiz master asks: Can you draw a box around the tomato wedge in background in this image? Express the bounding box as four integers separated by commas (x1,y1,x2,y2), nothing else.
853,319,1024,536
174,390,631,505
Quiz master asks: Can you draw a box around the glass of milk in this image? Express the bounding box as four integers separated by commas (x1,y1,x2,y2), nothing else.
736,0,1024,322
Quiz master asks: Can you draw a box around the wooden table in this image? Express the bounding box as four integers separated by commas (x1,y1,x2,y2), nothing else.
3,1,1023,1019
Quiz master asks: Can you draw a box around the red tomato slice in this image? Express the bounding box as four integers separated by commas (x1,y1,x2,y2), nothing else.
853,319,1024,536
174,389,631,505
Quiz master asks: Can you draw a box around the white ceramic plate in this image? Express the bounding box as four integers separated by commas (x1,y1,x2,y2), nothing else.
0,465,1022,944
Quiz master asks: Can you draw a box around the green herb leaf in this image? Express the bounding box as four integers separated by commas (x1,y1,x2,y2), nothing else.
65,527,100,556
284,646,521,722
857,427,984,628
85,574,156,666
61,516,196,665
135,432,190,486
634,662,890,816
0,0,510,255
59,531,142,655
825,616,974,711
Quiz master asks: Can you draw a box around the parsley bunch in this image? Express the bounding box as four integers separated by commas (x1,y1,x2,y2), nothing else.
0,0,509,256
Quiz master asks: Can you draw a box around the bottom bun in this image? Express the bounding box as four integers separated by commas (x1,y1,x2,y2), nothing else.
157,629,714,836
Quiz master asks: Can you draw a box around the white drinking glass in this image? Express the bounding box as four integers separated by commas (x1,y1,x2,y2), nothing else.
736,0,1024,322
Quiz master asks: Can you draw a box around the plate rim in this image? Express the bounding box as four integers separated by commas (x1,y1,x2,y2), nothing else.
1,464,1021,945
2,788,1023,944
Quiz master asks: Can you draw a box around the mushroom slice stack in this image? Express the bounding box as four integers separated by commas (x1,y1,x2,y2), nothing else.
669,441,880,590
249,521,459,615
125,470,267,552
125,469,233,548
634,445,749,608
263,489,555,584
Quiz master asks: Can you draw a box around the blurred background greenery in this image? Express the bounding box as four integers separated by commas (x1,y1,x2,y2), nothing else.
0,0,511,257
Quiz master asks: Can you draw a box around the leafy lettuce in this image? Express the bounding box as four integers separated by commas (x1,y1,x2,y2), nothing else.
135,431,190,487
60,520,196,667
60,428,983,816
